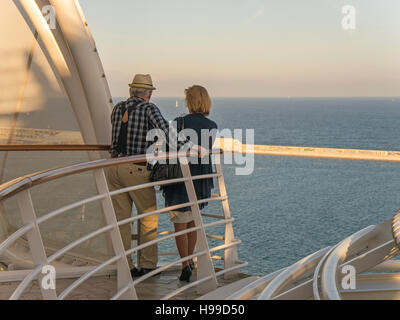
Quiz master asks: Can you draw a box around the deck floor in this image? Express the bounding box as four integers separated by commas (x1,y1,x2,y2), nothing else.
0,267,250,300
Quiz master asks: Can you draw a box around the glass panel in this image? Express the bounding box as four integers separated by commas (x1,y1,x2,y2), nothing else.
0,1,83,145
0,2,111,269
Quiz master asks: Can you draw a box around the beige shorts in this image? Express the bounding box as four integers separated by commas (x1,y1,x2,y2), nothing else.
169,210,194,224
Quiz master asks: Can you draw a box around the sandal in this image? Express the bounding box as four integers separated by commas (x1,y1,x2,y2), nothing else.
179,266,192,282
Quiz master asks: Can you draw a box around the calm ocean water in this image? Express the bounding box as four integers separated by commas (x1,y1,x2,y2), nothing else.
117,97,400,276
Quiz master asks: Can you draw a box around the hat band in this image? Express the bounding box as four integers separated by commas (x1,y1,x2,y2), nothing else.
132,82,153,86
130,82,155,88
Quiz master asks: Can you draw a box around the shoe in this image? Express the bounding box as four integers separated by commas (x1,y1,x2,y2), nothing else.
130,267,157,278
179,266,192,282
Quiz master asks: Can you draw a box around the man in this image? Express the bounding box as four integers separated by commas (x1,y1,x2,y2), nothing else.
107,74,201,277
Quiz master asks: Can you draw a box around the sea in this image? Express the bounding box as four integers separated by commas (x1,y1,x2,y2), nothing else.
127,97,400,277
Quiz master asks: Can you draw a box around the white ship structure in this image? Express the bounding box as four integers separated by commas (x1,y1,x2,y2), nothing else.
0,0,399,300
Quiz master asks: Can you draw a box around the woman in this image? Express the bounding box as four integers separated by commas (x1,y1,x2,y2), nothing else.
163,85,218,282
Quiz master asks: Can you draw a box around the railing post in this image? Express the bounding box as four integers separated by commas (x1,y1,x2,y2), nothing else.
92,168,137,299
179,158,218,294
16,190,57,300
214,154,239,279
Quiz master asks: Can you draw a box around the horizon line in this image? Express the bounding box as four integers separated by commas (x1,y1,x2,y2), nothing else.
113,96,400,99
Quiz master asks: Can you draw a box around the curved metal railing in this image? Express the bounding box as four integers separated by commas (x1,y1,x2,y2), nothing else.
258,246,331,300
319,225,376,300
0,144,110,151
392,209,400,250
225,215,400,300
0,150,246,300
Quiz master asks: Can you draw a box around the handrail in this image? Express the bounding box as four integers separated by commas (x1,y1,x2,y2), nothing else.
1,202,235,299
124,219,235,259
312,245,337,300
392,209,400,250
132,250,209,286
36,194,106,225
161,274,215,300
58,255,122,300
161,262,249,301
0,144,110,151
320,225,376,300
47,224,114,263
10,264,44,300
225,268,287,300
0,223,34,256
258,246,331,300
227,213,400,301
0,149,241,300
3,141,400,163
0,149,222,201
117,196,227,229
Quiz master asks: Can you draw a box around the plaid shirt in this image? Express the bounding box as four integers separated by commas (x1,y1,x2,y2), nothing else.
109,96,188,156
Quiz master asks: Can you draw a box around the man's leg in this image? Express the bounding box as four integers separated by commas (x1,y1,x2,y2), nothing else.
121,164,158,269
106,165,134,269
135,200,158,269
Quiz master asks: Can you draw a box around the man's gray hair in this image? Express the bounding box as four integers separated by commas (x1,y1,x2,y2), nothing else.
130,87,152,98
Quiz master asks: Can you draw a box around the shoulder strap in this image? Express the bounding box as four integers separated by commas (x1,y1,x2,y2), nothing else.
126,99,144,113
117,99,146,155
121,101,127,115
122,99,144,122
177,116,185,132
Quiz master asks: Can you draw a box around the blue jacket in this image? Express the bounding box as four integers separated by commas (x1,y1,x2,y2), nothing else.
163,113,218,212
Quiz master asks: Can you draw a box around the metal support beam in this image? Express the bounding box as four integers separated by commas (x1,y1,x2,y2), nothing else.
180,159,218,294
16,190,57,299
214,154,239,279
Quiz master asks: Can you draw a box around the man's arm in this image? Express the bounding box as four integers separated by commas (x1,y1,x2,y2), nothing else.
146,104,209,158
146,104,191,150
109,102,122,155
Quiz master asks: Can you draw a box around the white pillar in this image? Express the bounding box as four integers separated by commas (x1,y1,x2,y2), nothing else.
214,154,239,279
180,159,218,294
17,190,58,299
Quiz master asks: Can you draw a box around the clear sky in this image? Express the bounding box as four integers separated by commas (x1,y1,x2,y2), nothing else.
79,0,400,98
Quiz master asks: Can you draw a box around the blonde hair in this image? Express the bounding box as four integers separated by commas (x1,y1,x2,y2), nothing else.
185,85,212,116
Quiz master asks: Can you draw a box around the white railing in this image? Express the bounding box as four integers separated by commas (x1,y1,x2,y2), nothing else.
225,216,400,300
0,150,246,300
393,209,400,250
258,246,331,300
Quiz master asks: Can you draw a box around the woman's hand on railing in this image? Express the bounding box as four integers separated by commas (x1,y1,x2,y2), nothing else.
191,145,209,158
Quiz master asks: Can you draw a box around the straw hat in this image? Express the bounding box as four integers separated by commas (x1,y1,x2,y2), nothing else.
128,74,156,90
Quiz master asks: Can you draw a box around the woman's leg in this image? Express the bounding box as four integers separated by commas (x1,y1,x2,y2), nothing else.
187,220,197,263
174,223,189,268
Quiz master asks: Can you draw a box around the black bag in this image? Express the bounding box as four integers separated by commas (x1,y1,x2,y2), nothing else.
149,116,185,182
149,160,183,182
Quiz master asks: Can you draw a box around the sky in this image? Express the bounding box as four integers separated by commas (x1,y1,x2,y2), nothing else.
79,0,400,98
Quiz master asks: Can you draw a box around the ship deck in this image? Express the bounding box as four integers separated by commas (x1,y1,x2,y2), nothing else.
0,267,251,300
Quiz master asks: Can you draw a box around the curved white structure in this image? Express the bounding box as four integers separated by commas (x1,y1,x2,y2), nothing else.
0,0,118,273
224,213,400,300
14,0,112,158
